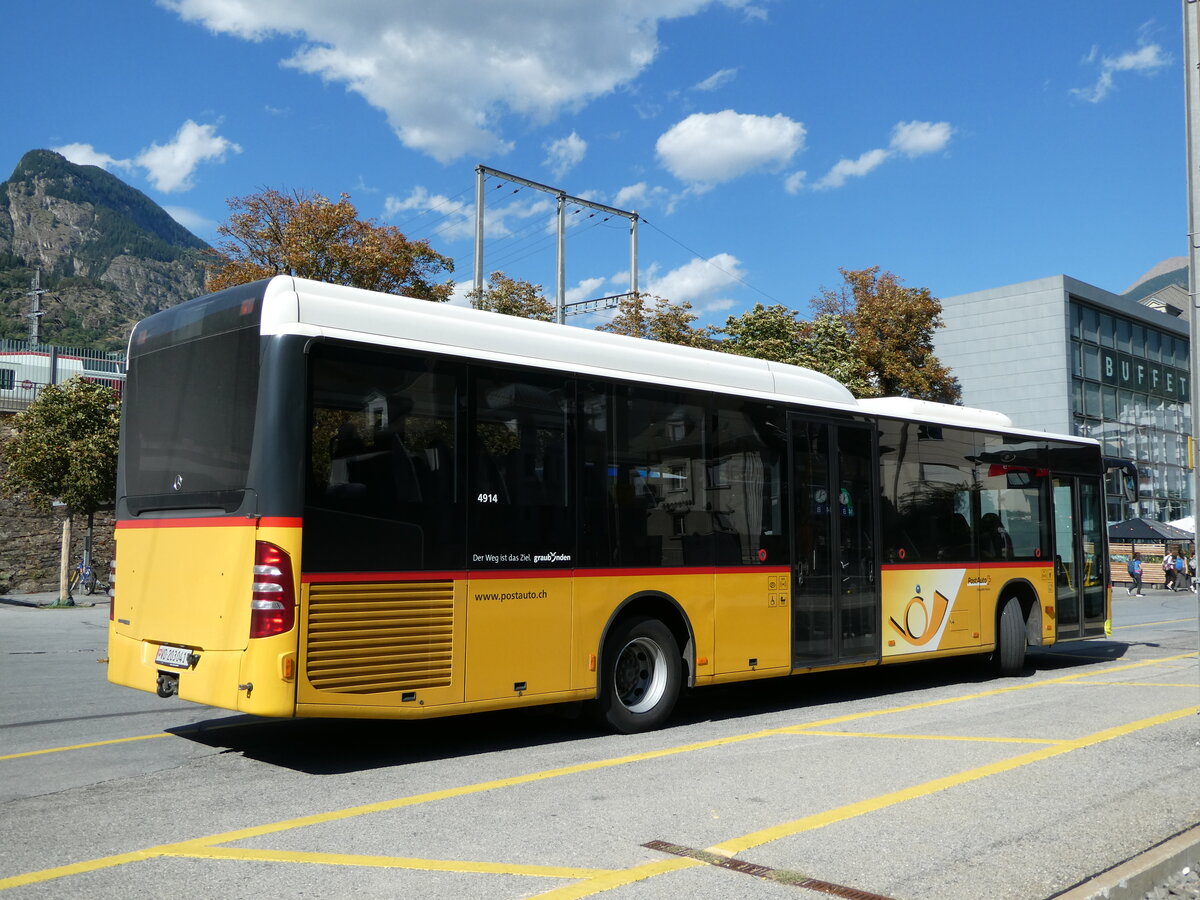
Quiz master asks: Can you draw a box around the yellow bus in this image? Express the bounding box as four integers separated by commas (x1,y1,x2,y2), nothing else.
108,276,1111,732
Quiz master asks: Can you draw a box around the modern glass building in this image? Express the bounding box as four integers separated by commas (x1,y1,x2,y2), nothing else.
935,274,1191,524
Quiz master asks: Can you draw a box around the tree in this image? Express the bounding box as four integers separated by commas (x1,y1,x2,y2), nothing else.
468,271,555,321
206,188,455,300
2,377,121,605
813,267,961,402
598,293,715,349
716,303,808,365
795,313,877,397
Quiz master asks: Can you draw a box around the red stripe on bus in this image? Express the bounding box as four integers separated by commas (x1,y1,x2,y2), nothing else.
882,561,1053,571
117,517,303,529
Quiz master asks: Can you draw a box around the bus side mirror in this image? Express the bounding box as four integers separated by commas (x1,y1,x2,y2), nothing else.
1103,458,1137,502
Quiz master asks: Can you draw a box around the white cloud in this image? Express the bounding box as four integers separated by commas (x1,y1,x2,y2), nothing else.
52,143,132,172
613,181,670,211
384,186,476,241
656,110,805,188
1072,27,1170,103
135,120,241,193
544,131,588,179
889,120,953,157
646,252,744,305
160,0,759,163
566,275,609,304
783,170,807,194
812,119,953,190
814,148,890,190
692,67,738,92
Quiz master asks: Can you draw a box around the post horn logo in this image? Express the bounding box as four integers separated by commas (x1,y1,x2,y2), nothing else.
889,588,950,646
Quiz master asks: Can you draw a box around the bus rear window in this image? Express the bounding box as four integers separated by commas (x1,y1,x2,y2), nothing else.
123,325,261,511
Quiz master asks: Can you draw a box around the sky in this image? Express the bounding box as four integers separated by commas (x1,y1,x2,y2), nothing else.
3,1,1190,330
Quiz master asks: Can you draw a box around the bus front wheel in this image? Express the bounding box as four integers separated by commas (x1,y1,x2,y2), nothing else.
995,596,1026,676
595,616,681,733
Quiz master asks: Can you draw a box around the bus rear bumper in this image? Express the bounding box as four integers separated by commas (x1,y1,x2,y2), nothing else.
107,627,296,717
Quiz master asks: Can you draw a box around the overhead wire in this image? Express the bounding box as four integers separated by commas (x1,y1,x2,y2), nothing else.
638,216,784,307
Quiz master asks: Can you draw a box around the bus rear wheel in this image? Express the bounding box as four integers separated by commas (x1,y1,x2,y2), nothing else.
994,595,1026,676
595,616,681,733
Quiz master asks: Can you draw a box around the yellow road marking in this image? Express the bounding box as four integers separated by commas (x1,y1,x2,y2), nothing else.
714,706,1199,857
795,730,1067,745
163,846,614,879
1113,617,1198,629
1065,681,1198,689
534,704,1200,898
0,732,169,761
2,652,1196,892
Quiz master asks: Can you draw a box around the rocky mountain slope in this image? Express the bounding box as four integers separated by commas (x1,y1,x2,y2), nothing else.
0,149,212,350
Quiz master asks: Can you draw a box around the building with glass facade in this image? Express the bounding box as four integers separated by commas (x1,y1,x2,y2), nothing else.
934,275,1191,523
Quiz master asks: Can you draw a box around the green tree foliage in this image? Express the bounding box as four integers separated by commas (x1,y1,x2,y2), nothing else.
714,270,959,402
814,267,961,402
207,188,455,300
468,271,555,321
716,303,807,364
2,377,121,516
598,292,715,349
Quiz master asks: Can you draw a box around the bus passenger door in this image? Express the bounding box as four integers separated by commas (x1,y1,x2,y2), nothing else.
1052,475,1107,640
790,416,879,666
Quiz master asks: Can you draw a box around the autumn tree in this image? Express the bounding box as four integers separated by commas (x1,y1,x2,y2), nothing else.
2,377,121,605
813,267,961,402
207,188,455,300
597,293,715,349
468,271,555,321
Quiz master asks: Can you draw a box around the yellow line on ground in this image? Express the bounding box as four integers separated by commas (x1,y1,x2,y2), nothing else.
715,705,1200,857
163,845,614,879
534,704,1200,899
794,730,1067,745
2,652,1195,892
1113,617,1198,629
1064,681,1198,689
0,732,169,761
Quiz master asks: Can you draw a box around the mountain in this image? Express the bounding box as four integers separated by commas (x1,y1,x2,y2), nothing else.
0,150,213,350
1123,257,1188,305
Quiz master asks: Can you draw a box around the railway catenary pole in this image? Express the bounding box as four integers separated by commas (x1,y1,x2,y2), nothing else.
473,165,639,323
1182,0,1200,704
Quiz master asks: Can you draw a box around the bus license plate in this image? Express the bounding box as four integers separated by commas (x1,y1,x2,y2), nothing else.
154,645,193,669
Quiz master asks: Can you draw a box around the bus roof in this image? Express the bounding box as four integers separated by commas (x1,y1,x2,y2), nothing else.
250,276,1090,446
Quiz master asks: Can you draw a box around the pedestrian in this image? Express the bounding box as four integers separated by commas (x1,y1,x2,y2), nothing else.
1126,552,1144,597
1175,552,1186,592
1163,551,1176,590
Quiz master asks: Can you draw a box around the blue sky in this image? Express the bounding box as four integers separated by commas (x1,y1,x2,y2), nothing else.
4,1,1187,328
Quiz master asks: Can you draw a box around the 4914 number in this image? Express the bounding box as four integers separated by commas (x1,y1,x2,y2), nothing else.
476,493,500,504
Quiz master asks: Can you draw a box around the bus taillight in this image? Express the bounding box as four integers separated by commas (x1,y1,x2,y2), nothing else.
250,541,295,638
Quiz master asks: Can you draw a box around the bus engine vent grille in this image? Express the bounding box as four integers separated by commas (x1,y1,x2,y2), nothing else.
305,582,454,694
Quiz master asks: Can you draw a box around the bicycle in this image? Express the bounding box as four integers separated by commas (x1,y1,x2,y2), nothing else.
68,557,99,597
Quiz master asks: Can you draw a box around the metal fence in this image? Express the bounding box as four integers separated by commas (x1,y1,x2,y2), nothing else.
0,339,126,413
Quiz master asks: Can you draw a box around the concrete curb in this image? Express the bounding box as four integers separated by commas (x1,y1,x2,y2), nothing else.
1051,823,1200,899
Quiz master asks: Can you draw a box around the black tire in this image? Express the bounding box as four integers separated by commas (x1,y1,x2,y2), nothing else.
595,616,682,733
82,571,96,595
995,595,1026,676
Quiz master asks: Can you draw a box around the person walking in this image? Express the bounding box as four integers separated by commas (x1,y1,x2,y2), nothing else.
1175,552,1187,592
1163,551,1176,591
1126,552,1144,597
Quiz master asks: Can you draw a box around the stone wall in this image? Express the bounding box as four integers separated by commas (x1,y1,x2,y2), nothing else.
0,421,114,594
